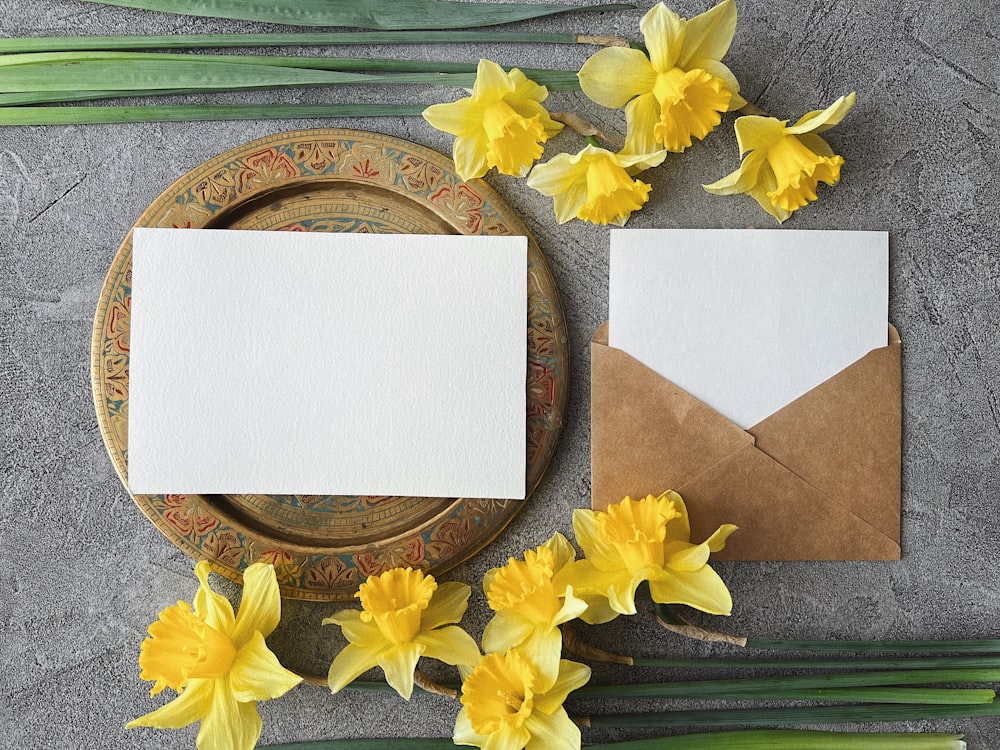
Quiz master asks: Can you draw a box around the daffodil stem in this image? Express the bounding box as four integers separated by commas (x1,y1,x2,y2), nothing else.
573,668,1000,700
259,733,967,750
632,654,1000,671
587,731,968,749
259,732,968,750
585,135,603,148
745,638,1000,654
585,700,1000,728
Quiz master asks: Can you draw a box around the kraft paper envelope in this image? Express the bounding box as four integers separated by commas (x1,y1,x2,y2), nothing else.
591,322,902,560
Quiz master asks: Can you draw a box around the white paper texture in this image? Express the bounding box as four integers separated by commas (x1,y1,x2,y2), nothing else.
128,228,527,498
610,228,888,429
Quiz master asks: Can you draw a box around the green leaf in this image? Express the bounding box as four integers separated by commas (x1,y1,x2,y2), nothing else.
77,0,634,29
0,104,429,126
0,52,582,94
0,31,578,54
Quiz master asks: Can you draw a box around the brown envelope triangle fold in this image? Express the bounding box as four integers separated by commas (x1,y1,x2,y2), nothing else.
591,322,902,561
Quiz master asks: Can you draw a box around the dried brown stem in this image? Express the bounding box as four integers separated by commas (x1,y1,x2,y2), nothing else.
652,610,749,647
550,111,609,142
575,34,631,47
562,624,634,665
414,669,459,699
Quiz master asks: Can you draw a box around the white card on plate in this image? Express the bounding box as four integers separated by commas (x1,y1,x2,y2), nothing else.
128,228,527,499
609,228,888,429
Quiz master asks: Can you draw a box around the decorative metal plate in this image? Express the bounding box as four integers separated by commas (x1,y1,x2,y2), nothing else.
90,129,568,601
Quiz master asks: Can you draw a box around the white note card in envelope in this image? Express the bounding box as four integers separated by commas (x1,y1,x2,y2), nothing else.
610,228,888,429
128,228,527,499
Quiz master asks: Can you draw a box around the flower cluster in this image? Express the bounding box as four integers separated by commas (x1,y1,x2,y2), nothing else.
129,493,735,750
423,0,856,225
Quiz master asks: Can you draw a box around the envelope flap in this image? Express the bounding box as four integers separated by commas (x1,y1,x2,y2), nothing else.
681,444,901,560
591,322,754,512
748,325,902,543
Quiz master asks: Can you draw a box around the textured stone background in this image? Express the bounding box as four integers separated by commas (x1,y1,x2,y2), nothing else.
1,0,999,747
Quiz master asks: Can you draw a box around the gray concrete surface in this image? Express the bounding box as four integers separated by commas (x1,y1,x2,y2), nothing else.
2,0,999,748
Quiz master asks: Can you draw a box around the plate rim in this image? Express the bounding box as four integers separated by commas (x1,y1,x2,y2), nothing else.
90,127,569,600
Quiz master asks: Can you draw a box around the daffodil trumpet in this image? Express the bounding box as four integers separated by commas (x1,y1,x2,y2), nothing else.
325,567,481,701
704,92,856,221
578,0,745,155
127,561,302,750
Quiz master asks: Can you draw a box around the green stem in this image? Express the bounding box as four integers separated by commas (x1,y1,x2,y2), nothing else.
631,654,1000,671
574,668,1000,700
0,104,430,126
746,638,1000,654
259,733,968,750
585,700,1000,728
597,731,968,750
75,0,634,30
0,31,582,54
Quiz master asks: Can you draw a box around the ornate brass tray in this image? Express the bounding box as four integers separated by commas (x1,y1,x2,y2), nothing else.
90,128,568,601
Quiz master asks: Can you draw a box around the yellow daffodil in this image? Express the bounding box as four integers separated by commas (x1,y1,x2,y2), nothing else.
526,144,667,226
556,492,737,624
482,533,588,681
127,561,302,750
422,58,563,181
325,567,481,700
704,92,856,222
578,0,745,155
454,649,590,750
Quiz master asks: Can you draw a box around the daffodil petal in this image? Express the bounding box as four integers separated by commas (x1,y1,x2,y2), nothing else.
665,540,711,571
482,609,533,653
526,153,589,224
453,708,487,747
127,677,213,729
422,581,471,631
640,2,686,72
552,586,590,627
578,47,658,108
605,568,649,615
422,98,478,137
677,0,737,69
327,642,380,693
379,641,424,700
734,114,787,155
416,625,482,667
705,524,739,552
524,706,580,750
787,92,856,134
323,608,383,648
509,67,549,104
230,563,281,646
624,93,664,157
694,58,744,110
452,133,491,181
483,724,531,750
661,490,691,544
515,627,563,689
795,132,836,158
196,678,262,750
542,532,576,572
471,58,515,99
575,590,618,625
193,562,236,636
534,660,592,714
649,566,733,615
229,631,301,703
703,159,759,195
745,161,793,222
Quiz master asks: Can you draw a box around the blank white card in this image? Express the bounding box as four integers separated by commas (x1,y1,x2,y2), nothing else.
610,228,888,429
128,228,527,498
